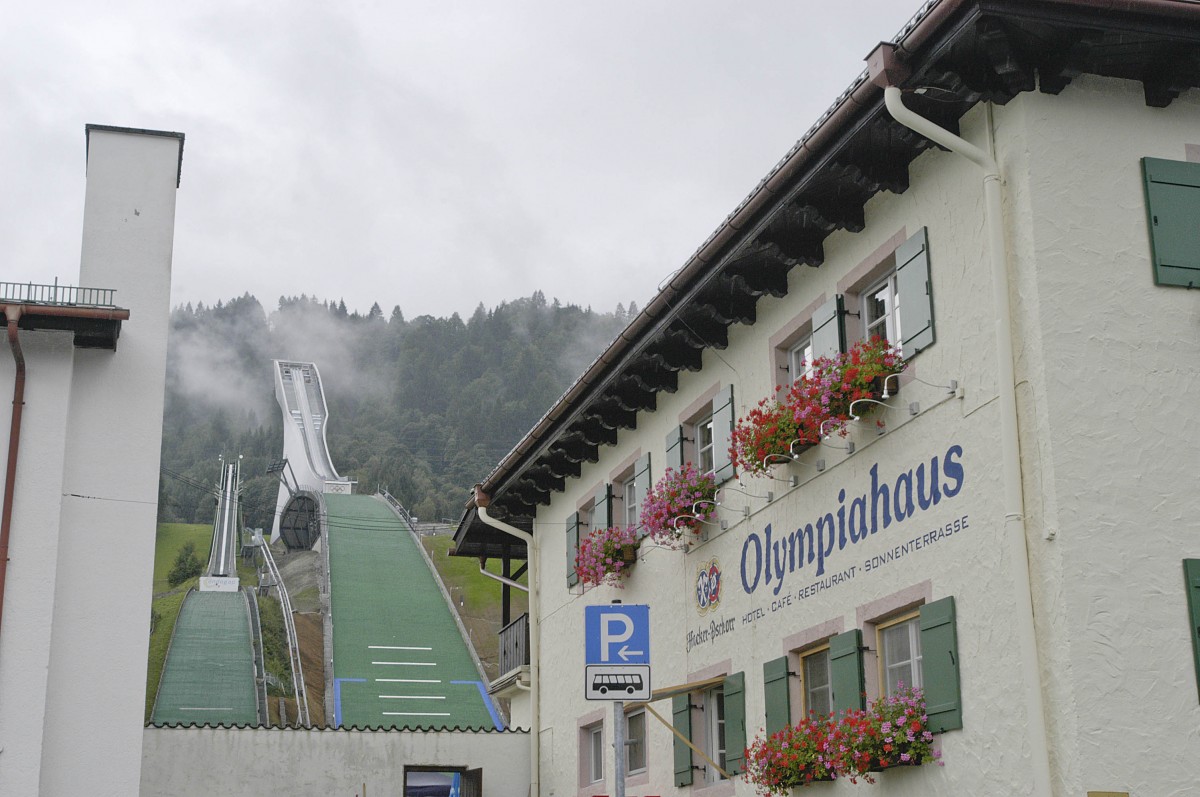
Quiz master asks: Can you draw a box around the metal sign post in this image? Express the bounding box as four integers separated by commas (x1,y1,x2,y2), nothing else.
613,699,625,797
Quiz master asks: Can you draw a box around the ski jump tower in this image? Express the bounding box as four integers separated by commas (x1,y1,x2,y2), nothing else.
270,361,352,548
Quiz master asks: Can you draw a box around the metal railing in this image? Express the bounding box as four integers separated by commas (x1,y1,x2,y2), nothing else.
379,488,416,528
498,612,531,676
261,540,310,727
0,280,118,307
244,587,271,725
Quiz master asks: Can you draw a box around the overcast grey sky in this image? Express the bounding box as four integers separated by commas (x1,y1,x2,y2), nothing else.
4,1,921,319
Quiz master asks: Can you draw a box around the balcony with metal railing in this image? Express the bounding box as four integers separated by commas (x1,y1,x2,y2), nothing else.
0,280,118,308
498,612,531,678
0,281,128,350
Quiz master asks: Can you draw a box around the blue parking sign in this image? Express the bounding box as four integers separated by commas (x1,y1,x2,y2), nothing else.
585,605,650,664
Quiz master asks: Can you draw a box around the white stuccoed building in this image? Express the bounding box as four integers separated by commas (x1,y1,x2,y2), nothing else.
0,126,183,795
452,2,1200,796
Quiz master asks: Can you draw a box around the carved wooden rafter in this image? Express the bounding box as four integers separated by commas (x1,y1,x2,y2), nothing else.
494,495,535,519
558,433,600,464
830,160,909,198
673,308,729,350
510,478,551,506
644,333,705,372
540,449,583,479
977,18,1037,101
667,322,713,352
570,416,619,447
606,378,658,412
625,360,679,394
1142,45,1200,107
584,399,638,431
696,283,757,326
522,464,565,494
1036,30,1099,95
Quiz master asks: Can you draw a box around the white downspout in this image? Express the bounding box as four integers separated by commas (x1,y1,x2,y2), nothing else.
883,86,1053,796
475,501,540,797
477,564,530,594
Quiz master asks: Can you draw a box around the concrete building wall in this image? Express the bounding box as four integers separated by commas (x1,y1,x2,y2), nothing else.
0,127,181,796
529,75,1200,797
1006,75,1200,796
140,727,531,796
0,331,76,793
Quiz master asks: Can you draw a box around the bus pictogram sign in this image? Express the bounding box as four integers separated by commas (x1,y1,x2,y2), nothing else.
585,665,651,701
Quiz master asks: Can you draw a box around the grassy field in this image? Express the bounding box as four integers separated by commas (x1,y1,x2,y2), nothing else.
419,530,527,620
419,529,527,682
150,522,214,595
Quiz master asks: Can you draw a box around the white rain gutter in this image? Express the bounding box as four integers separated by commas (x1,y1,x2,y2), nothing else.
473,492,540,797
881,80,1053,796
477,564,530,594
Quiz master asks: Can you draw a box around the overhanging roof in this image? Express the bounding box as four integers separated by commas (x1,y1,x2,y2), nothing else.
453,0,1200,559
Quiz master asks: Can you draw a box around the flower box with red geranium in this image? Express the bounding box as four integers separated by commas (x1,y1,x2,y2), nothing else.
744,716,837,796
743,685,942,794
574,525,640,588
854,684,940,777
730,338,904,477
638,464,717,548
729,393,814,477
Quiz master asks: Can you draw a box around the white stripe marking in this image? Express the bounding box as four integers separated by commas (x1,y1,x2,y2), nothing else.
380,695,446,700
369,645,432,651
180,707,234,711
382,711,451,716
372,661,436,666
375,678,441,683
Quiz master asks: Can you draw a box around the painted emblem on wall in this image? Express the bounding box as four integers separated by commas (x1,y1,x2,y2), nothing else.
695,558,722,614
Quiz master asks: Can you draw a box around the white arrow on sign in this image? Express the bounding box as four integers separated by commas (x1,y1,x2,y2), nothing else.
617,644,644,662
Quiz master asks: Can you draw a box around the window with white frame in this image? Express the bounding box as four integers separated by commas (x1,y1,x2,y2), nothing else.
622,478,639,529
787,335,815,383
878,613,923,696
863,272,901,347
626,708,647,774
832,595,961,733
828,226,934,360
668,386,735,483
704,685,727,783
585,722,604,784
801,647,833,717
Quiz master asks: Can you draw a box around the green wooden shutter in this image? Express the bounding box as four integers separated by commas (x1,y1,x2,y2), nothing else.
896,226,935,355
763,656,792,736
633,453,652,539
920,596,963,732
672,693,693,786
665,425,685,470
565,512,581,588
712,384,736,484
810,294,845,362
724,672,747,775
1143,157,1200,287
829,629,865,712
1185,560,1200,701
592,484,612,530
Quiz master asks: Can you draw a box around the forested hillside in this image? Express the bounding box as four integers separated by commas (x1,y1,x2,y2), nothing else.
157,292,637,529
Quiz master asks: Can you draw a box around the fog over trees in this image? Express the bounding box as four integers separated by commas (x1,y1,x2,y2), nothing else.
158,291,638,529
